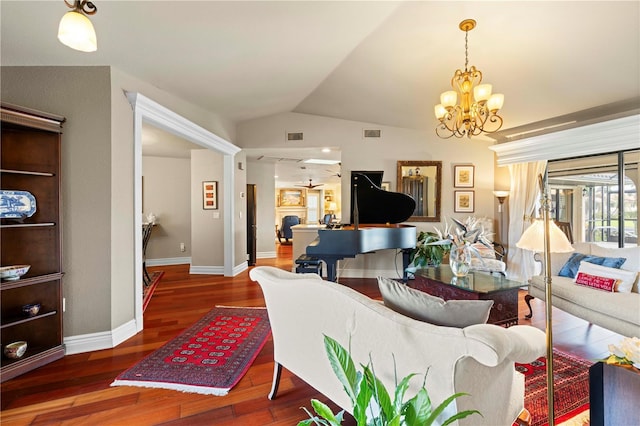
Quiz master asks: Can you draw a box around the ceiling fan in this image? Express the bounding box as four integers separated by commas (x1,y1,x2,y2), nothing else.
296,179,324,189
326,162,342,178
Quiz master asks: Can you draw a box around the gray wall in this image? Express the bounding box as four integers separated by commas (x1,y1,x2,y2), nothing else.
2,65,239,339
2,66,112,336
142,156,192,259
190,150,225,268
246,160,277,257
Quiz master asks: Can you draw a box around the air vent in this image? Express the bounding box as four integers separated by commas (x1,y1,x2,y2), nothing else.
287,132,304,141
363,129,382,138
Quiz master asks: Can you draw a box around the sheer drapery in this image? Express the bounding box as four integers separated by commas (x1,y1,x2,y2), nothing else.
506,160,547,282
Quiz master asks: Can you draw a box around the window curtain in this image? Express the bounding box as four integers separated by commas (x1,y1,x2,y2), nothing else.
506,160,547,282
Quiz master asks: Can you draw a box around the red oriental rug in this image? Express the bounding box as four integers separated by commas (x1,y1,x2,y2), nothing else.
111,306,270,395
516,348,593,426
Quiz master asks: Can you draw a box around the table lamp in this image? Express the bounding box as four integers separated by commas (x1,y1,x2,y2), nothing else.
516,176,574,425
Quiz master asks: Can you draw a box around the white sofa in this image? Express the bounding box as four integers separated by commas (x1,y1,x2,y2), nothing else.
528,242,640,337
249,266,546,426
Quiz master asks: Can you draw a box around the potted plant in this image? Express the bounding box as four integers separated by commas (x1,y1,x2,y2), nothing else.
409,231,451,269
299,335,480,426
409,218,496,277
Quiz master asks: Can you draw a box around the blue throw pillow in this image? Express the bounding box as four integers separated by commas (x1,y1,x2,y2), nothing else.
558,253,627,278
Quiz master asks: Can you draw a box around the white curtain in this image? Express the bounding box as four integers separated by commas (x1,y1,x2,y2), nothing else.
506,160,547,282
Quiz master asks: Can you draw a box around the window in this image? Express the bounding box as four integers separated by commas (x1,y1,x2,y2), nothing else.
548,150,638,247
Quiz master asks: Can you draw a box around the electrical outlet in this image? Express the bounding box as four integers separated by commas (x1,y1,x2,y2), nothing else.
63,297,66,312
180,243,185,252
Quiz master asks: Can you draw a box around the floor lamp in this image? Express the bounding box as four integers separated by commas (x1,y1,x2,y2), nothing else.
516,175,573,426
493,190,509,244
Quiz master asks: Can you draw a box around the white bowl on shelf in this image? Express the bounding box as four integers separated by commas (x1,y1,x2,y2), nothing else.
0,265,31,281
3,341,28,359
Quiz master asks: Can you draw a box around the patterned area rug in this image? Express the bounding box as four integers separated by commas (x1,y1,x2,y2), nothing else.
516,348,593,426
143,271,164,312
111,306,270,395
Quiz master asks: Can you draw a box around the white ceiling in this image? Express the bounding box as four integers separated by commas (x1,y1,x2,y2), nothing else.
2,1,639,182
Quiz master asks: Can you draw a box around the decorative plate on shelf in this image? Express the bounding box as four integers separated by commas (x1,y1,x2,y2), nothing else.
0,190,37,219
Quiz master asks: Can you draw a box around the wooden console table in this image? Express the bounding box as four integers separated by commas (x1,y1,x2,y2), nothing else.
409,266,522,327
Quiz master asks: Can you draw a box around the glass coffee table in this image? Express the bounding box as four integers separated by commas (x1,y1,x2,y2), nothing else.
409,265,523,327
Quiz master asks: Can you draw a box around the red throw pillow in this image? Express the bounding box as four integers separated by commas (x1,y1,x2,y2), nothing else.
575,272,618,292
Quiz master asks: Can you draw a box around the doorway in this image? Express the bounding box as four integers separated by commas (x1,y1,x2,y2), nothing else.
128,92,241,332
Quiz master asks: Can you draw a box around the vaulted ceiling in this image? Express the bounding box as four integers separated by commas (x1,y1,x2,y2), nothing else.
2,1,638,139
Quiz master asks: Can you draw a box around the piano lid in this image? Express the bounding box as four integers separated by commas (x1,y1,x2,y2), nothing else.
349,172,416,224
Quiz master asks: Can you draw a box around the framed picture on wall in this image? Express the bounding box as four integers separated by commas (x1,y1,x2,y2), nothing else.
454,165,475,188
279,189,305,207
381,181,391,191
454,190,474,213
202,181,218,210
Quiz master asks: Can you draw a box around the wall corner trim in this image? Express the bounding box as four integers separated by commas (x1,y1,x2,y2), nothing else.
63,319,137,355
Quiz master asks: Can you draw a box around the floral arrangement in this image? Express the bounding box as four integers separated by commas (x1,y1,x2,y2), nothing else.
604,336,640,368
430,217,494,254
408,217,496,273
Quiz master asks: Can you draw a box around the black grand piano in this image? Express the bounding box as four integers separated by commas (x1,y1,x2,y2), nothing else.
305,171,417,282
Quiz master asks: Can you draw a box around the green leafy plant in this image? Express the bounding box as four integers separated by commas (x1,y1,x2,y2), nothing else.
299,335,480,426
409,231,451,268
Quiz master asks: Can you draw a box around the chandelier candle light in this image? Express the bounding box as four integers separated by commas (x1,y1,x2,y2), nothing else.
58,0,98,52
435,19,504,139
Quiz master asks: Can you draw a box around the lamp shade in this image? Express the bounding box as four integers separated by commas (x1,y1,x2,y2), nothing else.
58,11,97,52
516,219,574,253
473,84,492,102
487,93,504,112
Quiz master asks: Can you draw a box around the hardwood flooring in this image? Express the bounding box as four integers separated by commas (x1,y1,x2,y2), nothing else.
1,244,622,425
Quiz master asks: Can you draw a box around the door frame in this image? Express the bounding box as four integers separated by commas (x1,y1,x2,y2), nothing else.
127,92,240,332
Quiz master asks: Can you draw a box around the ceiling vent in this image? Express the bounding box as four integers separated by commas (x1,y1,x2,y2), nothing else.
363,129,382,139
286,132,304,141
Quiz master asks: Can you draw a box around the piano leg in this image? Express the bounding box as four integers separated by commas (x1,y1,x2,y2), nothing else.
402,248,412,282
326,260,338,282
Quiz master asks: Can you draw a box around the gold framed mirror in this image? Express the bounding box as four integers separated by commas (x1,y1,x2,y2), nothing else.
396,161,442,222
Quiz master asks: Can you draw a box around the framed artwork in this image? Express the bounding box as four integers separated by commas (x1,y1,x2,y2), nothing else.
454,190,475,213
381,181,391,191
454,165,475,188
202,181,218,210
279,189,305,207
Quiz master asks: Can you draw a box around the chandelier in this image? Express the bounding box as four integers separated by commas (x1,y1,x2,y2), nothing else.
434,19,504,139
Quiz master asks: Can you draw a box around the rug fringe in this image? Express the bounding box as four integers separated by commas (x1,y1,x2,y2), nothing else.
110,379,229,396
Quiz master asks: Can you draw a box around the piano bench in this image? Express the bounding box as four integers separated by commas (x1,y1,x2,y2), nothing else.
295,255,322,275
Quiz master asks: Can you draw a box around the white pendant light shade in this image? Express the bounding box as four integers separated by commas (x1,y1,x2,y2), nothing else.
58,11,97,52
473,84,492,102
440,91,457,108
487,93,504,112
434,104,447,119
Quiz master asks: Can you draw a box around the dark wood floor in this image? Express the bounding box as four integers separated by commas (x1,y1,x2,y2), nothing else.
1,244,622,424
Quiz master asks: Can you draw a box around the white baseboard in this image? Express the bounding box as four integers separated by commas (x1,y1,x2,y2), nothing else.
64,319,137,355
257,251,276,259
189,265,224,274
146,257,191,266
233,262,248,276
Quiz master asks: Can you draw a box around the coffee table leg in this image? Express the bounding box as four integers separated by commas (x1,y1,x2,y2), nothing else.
524,294,535,319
